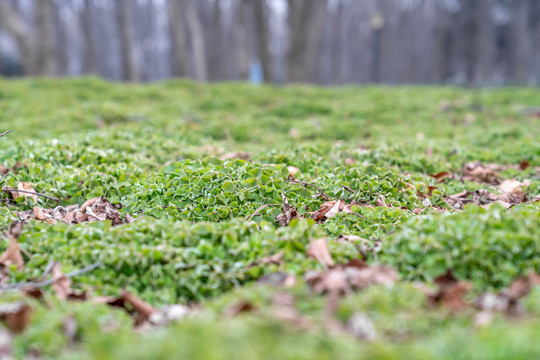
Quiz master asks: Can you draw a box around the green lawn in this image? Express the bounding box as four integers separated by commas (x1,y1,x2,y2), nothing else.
0,77,539,359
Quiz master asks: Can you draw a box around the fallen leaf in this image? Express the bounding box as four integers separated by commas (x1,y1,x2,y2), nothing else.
226,300,257,318
498,179,530,196
430,171,452,183
287,166,301,180
427,270,471,310
306,238,335,268
121,290,157,325
51,263,87,301
311,200,352,221
14,197,128,227
519,160,530,170
276,194,300,227
305,262,397,295
32,207,55,224
0,229,24,272
462,162,498,184
0,302,32,333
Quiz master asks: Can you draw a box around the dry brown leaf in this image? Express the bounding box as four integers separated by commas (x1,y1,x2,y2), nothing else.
305,262,397,296
427,270,471,310
0,239,24,272
51,263,87,301
311,200,352,221
498,179,530,196
0,302,32,333
287,166,301,180
276,194,300,227
33,207,55,224
519,160,530,170
429,171,452,183
306,238,335,268
121,290,157,325
462,162,498,184
225,299,257,318
14,197,127,227
0,166,9,176
474,273,540,316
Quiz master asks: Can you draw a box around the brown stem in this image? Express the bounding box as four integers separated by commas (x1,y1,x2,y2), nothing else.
287,179,330,201
0,130,13,137
245,204,281,222
2,188,60,203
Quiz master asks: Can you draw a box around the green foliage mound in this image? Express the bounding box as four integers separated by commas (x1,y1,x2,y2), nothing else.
0,77,539,358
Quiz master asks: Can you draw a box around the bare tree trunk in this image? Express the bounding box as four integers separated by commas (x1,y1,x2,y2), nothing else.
116,0,141,82
251,0,272,82
168,0,188,77
35,0,57,76
184,0,207,81
80,0,98,74
234,0,250,79
0,2,36,74
286,0,327,83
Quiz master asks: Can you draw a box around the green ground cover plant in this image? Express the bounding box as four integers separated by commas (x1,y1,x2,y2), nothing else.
0,77,538,359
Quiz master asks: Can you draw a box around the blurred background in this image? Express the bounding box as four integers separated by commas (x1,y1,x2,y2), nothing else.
0,0,539,85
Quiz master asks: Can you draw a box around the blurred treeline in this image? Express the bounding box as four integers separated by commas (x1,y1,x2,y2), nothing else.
0,0,539,85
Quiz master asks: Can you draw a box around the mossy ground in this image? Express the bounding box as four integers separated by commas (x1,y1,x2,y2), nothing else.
0,77,539,359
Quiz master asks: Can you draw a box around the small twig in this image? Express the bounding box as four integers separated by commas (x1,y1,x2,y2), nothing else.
342,185,354,194
349,212,374,224
288,179,330,202
0,130,13,138
245,204,280,222
2,188,60,203
476,183,496,205
0,262,102,292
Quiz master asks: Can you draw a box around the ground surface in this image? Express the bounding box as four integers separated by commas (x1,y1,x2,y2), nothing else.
0,77,539,359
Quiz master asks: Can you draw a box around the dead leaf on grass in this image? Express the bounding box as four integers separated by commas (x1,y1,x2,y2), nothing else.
226,299,258,318
311,200,352,221
0,302,32,333
474,272,540,317
462,162,499,184
276,194,300,227
425,270,472,310
306,238,335,268
16,196,128,227
51,263,87,301
287,166,301,180
430,171,453,183
305,262,397,295
0,223,24,272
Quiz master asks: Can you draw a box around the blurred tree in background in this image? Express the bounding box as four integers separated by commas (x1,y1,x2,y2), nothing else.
0,0,539,85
